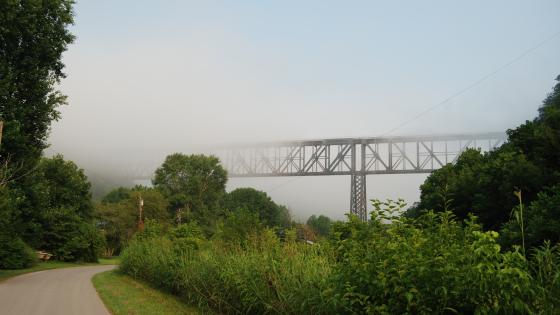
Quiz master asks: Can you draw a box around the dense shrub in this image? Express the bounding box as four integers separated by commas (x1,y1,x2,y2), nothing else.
307,214,333,237
333,214,533,313
414,76,560,248
120,201,560,314
120,228,334,314
41,207,105,262
0,235,37,269
58,222,106,263
96,186,170,255
501,185,560,249
0,186,36,269
224,188,292,228
215,208,264,245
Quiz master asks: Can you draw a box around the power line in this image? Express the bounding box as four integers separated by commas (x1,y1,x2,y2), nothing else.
254,31,560,195
268,176,302,193
381,30,560,136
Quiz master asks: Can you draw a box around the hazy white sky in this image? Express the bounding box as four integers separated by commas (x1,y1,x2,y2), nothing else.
47,1,560,220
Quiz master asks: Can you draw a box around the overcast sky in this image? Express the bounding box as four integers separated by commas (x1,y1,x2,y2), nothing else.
47,1,560,220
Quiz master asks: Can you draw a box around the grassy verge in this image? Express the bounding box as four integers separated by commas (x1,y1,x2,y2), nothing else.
92,270,200,315
98,257,120,265
0,257,119,282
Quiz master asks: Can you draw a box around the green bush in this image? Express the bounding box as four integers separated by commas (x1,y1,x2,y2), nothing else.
215,208,264,245
120,201,560,314
0,186,37,269
0,235,37,269
120,229,335,314
58,222,106,263
330,200,558,314
41,207,105,262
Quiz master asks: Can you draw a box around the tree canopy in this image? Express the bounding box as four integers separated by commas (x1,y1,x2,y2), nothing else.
307,214,333,237
413,76,560,248
224,187,291,227
0,0,75,167
153,153,227,226
96,186,170,254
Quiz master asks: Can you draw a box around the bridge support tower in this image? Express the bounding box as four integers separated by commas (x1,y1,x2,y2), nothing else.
350,173,367,221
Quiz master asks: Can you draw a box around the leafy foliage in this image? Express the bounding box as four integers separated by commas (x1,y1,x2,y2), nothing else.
101,187,132,204
224,187,291,228
120,228,334,314
501,185,560,250
0,235,37,269
2,155,104,263
96,186,170,254
508,75,560,175
414,76,560,248
332,201,543,314
0,1,107,267
41,207,105,262
0,0,75,167
120,199,560,314
416,147,545,230
38,154,94,218
215,208,264,245
153,153,227,228
307,214,333,237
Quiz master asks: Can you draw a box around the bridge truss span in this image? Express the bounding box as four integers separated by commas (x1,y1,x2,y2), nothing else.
222,132,506,220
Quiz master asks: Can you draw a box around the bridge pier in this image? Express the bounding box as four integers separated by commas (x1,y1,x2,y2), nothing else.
350,173,367,221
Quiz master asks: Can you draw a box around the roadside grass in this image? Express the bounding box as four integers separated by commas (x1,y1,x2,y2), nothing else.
92,270,201,315
99,257,120,265
0,257,120,282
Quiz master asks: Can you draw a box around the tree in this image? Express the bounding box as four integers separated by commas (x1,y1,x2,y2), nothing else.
500,185,560,249
224,187,290,227
0,0,75,167
153,153,227,226
217,208,263,244
3,155,104,262
508,75,560,178
0,185,36,268
41,207,104,262
416,147,544,230
39,154,94,218
96,186,170,254
8,155,95,248
276,205,292,228
414,75,560,246
101,187,132,204
307,214,333,237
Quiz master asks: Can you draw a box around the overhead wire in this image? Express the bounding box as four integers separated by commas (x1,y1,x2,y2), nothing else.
380,30,560,136
264,30,560,194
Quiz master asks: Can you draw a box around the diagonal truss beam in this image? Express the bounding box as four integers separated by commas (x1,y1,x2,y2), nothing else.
222,132,506,177
219,132,506,221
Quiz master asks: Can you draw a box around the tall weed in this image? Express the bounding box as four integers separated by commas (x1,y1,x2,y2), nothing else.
120,205,560,314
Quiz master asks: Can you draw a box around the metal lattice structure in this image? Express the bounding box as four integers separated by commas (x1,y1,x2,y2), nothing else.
221,132,507,221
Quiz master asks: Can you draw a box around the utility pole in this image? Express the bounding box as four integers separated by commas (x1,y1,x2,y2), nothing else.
176,208,183,224
138,196,144,231
0,121,3,148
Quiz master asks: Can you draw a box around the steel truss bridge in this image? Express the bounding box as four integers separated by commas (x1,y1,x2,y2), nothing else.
221,132,507,221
